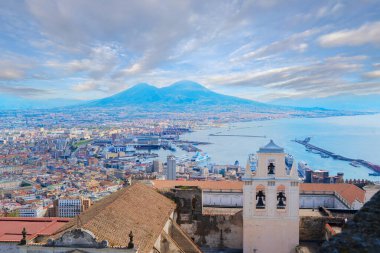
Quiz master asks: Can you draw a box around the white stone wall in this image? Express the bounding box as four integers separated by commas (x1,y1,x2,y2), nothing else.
300,194,347,209
0,243,19,253
203,191,243,207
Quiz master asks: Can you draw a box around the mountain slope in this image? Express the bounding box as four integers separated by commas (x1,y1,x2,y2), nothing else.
84,80,268,109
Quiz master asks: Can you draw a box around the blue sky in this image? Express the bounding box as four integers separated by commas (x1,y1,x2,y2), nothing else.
0,0,380,102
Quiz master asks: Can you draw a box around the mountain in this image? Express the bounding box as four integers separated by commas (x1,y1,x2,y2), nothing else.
84,80,268,109
270,94,380,112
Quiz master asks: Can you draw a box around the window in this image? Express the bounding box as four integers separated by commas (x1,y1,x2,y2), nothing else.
256,185,266,209
267,161,275,175
277,185,286,209
291,182,299,187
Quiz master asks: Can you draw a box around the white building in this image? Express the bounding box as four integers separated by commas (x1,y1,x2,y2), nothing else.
19,205,45,217
56,198,90,218
166,155,176,180
243,140,300,253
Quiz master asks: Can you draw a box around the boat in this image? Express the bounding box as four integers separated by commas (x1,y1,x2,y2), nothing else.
297,161,310,179
246,154,257,172
349,161,361,167
320,153,330,158
191,152,211,164
369,172,380,176
167,142,176,151
285,154,294,169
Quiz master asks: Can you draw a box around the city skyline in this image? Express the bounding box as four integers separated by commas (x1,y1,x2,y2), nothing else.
1,0,380,102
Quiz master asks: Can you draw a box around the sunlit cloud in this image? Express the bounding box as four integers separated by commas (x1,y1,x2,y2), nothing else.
0,0,379,100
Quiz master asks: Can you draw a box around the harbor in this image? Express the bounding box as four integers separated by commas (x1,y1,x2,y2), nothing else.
209,133,266,138
294,138,380,176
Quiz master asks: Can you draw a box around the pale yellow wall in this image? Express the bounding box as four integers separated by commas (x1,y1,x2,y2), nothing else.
243,150,300,253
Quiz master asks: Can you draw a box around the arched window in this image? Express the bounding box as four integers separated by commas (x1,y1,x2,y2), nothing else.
256,185,266,209
277,185,286,209
267,160,275,175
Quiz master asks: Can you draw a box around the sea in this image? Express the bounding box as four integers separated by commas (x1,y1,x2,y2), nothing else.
157,113,380,180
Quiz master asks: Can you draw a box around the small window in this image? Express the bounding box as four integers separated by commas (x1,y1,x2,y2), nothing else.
291,182,299,187
268,162,275,175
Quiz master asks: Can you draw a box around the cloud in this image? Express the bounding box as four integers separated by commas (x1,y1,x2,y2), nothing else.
0,68,24,80
231,29,320,62
204,55,374,99
364,70,380,79
0,55,33,81
72,81,103,92
46,45,121,78
319,21,380,47
0,0,379,101
315,2,344,18
0,84,50,97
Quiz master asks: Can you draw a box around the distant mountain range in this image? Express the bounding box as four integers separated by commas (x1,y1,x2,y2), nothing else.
0,81,378,114
83,80,268,110
270,94,380,112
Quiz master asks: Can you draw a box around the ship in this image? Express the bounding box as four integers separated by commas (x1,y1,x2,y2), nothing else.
285,154,294,170
191,152,211,164
246,153,257,172
297,161,311,179
320,153,330,158
349,161,360,167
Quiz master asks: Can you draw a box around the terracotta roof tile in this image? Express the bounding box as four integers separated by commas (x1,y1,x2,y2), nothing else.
0,217,70,242
300,183,365,205
151,180,365,206
151,180,243,191
52,183,175,253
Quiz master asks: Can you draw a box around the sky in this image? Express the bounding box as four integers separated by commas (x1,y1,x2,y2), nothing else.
0,0,380,102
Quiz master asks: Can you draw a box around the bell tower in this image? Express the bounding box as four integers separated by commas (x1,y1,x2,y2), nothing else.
243,140,299,253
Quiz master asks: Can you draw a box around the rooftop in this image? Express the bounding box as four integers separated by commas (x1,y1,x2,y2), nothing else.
151,180,243,191
50,183,176,252
151,180,365,206
0,217,71,243
202,207,242,216
300,183,365,205
258,139,284,153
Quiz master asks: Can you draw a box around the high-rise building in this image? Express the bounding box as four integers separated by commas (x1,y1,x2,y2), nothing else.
153,159,163,173
166,155,176,180
243,140,300,253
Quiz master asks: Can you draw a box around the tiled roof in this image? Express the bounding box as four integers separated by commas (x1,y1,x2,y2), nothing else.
300,183,365,205
151,180,365,205
151,180,243,191
52,183,176,253
0,217,70,242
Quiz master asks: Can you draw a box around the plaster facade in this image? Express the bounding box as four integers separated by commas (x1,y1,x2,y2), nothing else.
243,140,300,253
